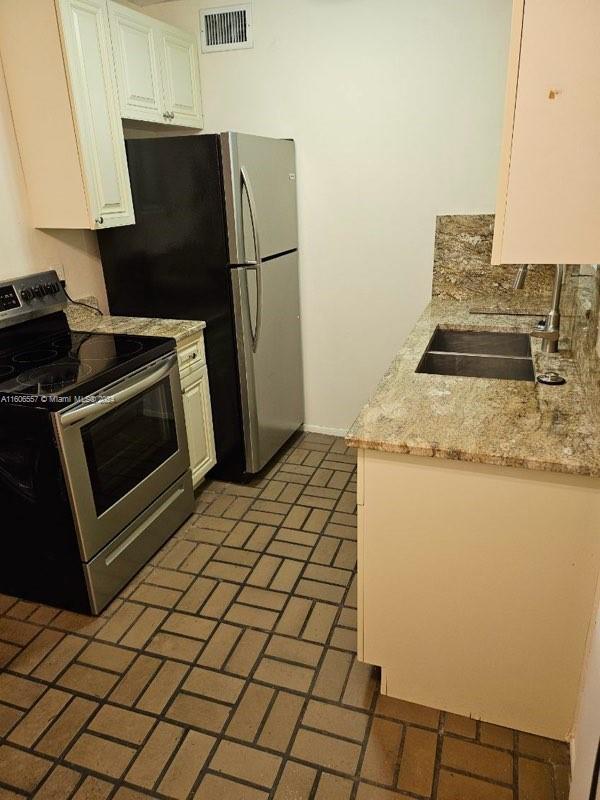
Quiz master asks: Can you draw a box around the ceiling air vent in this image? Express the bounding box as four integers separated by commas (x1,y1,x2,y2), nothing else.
200,4,253,52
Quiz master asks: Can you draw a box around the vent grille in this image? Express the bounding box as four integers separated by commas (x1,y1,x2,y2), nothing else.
200,5,253,52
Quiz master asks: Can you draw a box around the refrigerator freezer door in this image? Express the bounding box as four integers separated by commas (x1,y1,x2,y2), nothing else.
222,132,298,262
232,251,304,473
97,135,246,479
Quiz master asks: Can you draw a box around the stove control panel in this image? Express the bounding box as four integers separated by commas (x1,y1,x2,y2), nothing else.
20,281,62,303
0,270,68,329
0,286,20,312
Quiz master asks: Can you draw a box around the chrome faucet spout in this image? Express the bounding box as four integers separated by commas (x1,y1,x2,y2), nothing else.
513,263,566,354
529,264,565,353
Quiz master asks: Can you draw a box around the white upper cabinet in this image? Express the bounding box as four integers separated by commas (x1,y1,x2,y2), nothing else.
108,3,164,124
58,0,135,228
0,0,134,230
0,0,203,231
161,28,204,128
108,2,204,129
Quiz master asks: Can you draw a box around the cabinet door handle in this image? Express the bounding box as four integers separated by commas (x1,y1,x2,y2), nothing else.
163,112,170,119
169,111,175,119
95,216,104,225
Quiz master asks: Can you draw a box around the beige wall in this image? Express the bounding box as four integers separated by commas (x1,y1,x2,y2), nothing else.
0,64,108,308
145,0,512,434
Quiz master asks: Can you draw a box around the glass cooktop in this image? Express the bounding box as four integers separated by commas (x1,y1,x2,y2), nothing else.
0,330,175,407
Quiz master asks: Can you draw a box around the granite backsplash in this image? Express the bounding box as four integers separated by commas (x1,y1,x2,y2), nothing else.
432,214,555,302
566,267,600,423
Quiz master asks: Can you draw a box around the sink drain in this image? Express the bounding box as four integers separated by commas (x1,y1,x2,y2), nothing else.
537,372,566,386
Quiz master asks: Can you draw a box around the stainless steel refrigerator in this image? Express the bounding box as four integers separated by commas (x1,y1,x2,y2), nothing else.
98,132,304,481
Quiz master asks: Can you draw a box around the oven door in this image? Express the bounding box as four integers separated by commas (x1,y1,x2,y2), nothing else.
54,353,190,562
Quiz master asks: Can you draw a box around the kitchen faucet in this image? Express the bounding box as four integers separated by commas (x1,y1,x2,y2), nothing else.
512,264,566,353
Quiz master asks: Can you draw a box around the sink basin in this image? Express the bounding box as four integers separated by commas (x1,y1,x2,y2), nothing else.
427,328,532,358
418,352,535,381
417,327,535,382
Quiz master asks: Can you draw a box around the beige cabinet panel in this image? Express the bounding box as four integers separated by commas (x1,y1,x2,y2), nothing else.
108,2,164,124
493,0,600,264
359,448,600,740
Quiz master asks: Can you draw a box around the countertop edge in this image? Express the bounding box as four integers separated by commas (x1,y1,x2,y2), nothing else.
345,436,600,479
68,312,206,344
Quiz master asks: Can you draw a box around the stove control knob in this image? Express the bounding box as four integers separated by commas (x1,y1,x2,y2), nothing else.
20,288,34,302
32,285,43,298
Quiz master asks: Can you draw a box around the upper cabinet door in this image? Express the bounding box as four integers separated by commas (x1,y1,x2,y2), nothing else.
160,27,204,128
57,0,134,228
108,2,165,124
492,0,600,265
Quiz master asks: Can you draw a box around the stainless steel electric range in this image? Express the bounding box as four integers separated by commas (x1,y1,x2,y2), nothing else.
0,271,193,614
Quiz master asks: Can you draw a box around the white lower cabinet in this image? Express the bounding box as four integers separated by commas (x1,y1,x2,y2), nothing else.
178,336,216,488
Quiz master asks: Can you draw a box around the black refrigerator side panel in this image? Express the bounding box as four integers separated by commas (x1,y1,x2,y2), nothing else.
97,135,245,479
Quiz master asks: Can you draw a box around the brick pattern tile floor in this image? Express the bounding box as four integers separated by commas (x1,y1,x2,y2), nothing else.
0,433,570,799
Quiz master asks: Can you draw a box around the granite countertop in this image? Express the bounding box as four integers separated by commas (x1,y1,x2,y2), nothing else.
66,300,205,344
346,297,600,477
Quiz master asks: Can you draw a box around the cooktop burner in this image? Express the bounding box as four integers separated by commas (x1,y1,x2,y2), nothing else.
13,348,59,365
17,363,93,393
59,335,145,360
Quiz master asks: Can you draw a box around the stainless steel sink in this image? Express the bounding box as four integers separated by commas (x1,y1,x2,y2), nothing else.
417,328,535,382
427,328,532,358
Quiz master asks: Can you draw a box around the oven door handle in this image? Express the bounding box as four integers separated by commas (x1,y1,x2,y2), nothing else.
58,354,177,428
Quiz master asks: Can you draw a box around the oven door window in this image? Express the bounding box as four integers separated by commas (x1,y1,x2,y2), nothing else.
81,377,178,517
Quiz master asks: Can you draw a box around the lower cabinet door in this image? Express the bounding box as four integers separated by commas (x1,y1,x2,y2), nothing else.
181,366,216,486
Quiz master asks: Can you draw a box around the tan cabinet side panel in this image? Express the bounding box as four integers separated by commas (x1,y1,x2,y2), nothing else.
499,0,600,264
569,584,600,800
0,0,89,228
356,448,365,661
362,450,600,740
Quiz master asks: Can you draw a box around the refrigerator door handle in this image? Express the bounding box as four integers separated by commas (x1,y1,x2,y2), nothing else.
240,166,263,353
